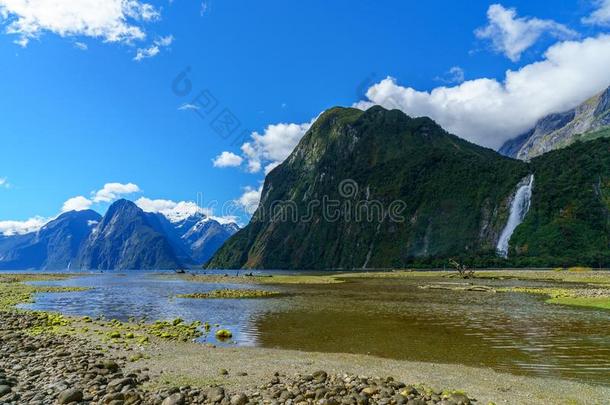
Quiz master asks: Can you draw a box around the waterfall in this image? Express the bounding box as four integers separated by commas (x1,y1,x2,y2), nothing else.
496,174,534,258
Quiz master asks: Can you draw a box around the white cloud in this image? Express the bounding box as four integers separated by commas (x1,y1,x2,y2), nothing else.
0,177,9,189
0,0,160,47
212,151,243,168
263,161,280,175
449,66,465,83
135,197,178,213
583,0,610,26
136,198,210,220
58,182,140,215
178,103,199,111
475,4,578,62
239,120,315,173
134,34,172,61
93,182,141,203
134,44,159,60
200,1,209,16
236,185,263,215
436,66,465,84
355,34,610,149
0,216,47,236
135,197,238,225
61,196,93,212
73,41,87,50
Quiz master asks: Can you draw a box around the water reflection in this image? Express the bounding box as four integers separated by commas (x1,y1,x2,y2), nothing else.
17,271,610,385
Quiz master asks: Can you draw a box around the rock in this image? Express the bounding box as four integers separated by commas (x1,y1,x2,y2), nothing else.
107,378,135,391
448,393,471,405
315,388,328,400
57,388,83,404
162,393,185,405
356,394,369,405
219,368,229,376
279,390,294,401
0,385,11,396
207,387,225,403
103,361,119,372
393,394,407,404
102,392,125,402
312,370,328,383
361,387,379,396
230,393,248,405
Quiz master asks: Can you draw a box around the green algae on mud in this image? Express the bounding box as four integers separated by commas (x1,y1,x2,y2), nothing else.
161,273,344,285
177,289,282,299
474,269,610,286
548,296,610,310
497,286,610,310
0,273,88,311
0,273,221,344
338,269,610,310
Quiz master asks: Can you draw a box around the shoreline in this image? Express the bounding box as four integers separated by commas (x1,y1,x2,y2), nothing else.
1,272,610,404
1,309,609,405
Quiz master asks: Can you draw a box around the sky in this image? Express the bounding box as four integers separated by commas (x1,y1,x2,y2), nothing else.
1,0,610,234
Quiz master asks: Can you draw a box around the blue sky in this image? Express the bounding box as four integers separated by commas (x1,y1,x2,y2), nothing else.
1,0,610,233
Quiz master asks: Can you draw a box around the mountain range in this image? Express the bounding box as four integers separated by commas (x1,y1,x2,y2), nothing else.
499,86,610,160
4,88,610,271
208,106,610,269
0,200,239,270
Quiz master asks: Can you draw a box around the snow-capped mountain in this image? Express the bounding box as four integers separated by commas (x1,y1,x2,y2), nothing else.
140,201,240,265
0,200,239,270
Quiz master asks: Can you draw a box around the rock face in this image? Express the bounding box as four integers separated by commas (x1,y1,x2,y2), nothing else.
500,86,610,160
208,106,529,270
76,200,181,270
0,210,101,270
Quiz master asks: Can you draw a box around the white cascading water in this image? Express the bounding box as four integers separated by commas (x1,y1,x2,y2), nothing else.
496,175,534,258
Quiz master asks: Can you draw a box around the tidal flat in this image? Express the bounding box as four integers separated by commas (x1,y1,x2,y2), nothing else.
1,270,610,404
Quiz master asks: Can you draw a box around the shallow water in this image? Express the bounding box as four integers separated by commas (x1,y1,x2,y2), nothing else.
14,271,610,385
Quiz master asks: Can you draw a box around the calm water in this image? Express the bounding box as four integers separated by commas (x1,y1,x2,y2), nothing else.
14,271,610,385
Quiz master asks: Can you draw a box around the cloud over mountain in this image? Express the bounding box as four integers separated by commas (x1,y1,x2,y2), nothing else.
356,35,610,149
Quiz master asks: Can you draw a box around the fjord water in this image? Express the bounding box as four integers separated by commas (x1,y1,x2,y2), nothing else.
18,271,610,385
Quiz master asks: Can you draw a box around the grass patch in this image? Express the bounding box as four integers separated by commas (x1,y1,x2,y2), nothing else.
0,273,88,311
161,273,344,285
567,267,592,273
177,289,282,299
475,270,610,286
547,296,610,310
498,286,610,310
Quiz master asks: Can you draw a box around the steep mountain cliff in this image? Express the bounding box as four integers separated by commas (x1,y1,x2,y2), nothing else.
76,200,181,270
207,106,529,270
0,210,101,270
500,86,610,160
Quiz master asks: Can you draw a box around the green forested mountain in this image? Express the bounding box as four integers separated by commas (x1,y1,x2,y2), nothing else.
208,106,531,269
208,106,610,270
509,138,610,267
